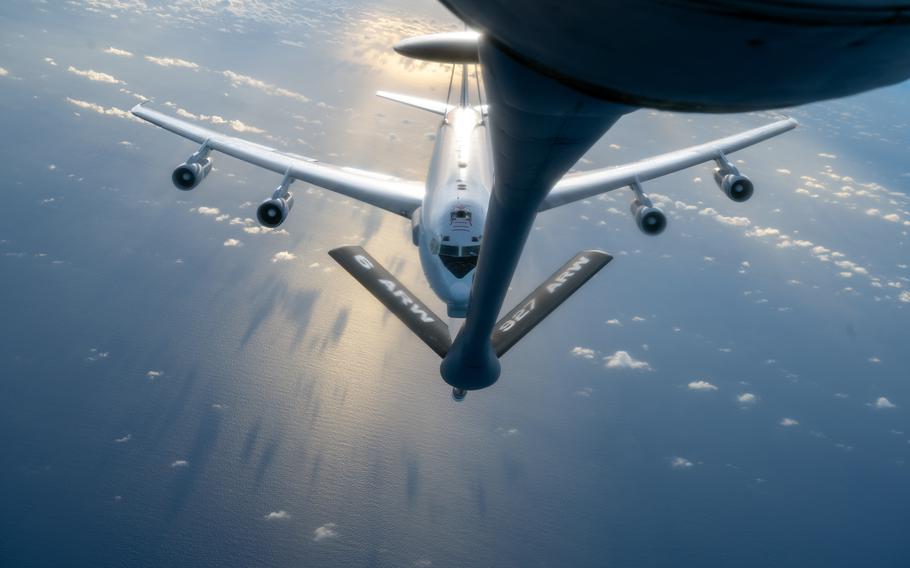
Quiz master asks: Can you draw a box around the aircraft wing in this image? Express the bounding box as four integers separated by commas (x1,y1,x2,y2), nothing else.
539,117,797,212
131,103,424,218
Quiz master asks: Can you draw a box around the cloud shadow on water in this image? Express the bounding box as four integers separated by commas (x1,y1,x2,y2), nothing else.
167,405,223,515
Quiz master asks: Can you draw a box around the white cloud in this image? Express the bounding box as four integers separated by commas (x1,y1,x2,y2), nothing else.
817,152,837,159
114,434,131,443
314,523,338,541
243,225,288,235
737,393,757,405
570,346,596,360
603,350,652,371
223,238,242,247
104,47,134,57
631,316,646,322
688,380,718,391
0,67,8,77
780,418,799,427
44,57,56,66
222,70,310,103
171,460,189,468
194,206,220,216
873,397,896,409
746,226,781,238
67,66,123,84
146,370,163,379
174,107,265,134
899,291,910,303
671,457,693,469
65,97,138,121
264,510,291,521
271,251,296,262
866,208,881,217
145,55,199,69
776,168,791,175
714,213,751,227
606,318,622,326
674,200,697,211
882,213,901,223
85,348,111,362
868,357,881,364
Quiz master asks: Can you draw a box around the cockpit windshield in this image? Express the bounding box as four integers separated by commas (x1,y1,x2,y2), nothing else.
439,244,459,256
437,243,481,278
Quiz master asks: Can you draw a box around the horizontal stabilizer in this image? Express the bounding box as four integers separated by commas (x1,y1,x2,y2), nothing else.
329,246,451,357
492,250,612,357
376,91,452,116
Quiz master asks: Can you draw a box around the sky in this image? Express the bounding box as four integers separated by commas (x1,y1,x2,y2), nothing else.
1,1,909,567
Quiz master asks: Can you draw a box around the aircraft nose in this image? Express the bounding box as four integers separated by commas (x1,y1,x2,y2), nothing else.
447,280,471,318
450,280,470,303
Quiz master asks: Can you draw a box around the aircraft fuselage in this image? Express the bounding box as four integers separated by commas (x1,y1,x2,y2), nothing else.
417,106,491,317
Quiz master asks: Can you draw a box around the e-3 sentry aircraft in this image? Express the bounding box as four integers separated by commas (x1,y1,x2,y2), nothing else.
133,31,797,400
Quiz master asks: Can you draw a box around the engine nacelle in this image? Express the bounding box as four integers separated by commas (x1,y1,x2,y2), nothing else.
256,193,294,228
410,208,421,246
713,168,754,203
171,157,213,191
631,200,667,236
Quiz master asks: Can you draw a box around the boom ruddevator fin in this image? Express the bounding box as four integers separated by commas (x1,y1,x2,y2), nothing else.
328,246,452,358
491,250,613,357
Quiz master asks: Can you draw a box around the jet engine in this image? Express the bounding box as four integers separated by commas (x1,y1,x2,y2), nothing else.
712,153,754,202
713,168,754,202
171,157,213,190
256,193,294,228
410,208,421,246
631,199,667,236
257,173,297,228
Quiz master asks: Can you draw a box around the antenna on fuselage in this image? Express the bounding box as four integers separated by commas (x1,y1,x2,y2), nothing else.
459,64,469,107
